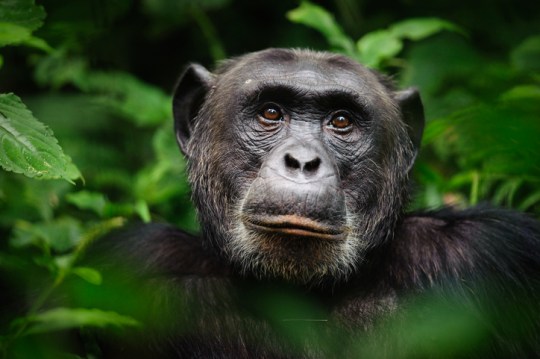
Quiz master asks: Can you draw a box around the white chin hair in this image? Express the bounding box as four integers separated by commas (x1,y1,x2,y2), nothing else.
226,221,364,284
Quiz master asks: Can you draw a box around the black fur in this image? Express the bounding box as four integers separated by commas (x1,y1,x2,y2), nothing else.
89,49,540,358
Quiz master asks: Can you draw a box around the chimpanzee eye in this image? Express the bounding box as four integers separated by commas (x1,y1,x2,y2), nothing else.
258,104,283,125
329,112,353,132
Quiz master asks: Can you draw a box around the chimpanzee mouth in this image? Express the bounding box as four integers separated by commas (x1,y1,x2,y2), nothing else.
243,214,347,240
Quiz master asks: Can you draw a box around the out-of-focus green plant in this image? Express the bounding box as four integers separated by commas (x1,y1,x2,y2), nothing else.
0,0,196,356
287,1,462,69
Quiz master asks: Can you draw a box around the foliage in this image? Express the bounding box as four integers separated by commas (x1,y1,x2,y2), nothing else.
0,93,80,181
288,2,463,68
0,0,539,357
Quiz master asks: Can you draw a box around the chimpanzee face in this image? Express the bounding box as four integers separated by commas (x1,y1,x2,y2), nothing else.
173,49,424,284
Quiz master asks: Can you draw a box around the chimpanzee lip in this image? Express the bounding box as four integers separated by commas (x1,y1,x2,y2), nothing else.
243,214,346,240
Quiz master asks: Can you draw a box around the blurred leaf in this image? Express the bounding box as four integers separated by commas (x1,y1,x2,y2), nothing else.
357,30,402,68
153,122,183,162
66,191,108,217
72,267,102,285
134,199,151,223
75,71,171,127
34,53,171,126
11,217,82,252
440,103,540,175
0,93,81,182
0,176,70,223
134,123,189,204
357,18,462,69
25,308,139,335
0,0,46,32
287,1,355,56
518,190,540,212
0,0,51,50
356,297,487,358
0,22,31,46
390,18,464,41
500,85,540,102
34,53,87,89
511,35,540,73
492,178,522,206
400,34,483,119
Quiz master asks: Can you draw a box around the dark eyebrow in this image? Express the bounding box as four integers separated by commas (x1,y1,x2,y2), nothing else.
244,83,308,106
242,82,366,111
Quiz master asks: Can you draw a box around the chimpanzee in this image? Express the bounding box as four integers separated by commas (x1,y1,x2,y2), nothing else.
89,48,540,358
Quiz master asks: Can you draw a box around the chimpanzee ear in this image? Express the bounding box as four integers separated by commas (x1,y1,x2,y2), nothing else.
173,64,214,156
394,87,425,152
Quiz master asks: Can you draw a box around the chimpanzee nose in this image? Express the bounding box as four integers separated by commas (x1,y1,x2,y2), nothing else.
262,139,336,183
284,152,321,176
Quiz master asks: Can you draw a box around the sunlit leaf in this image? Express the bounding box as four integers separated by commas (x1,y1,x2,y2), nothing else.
511,35,540,72
75,71,171,127
11,217,82,252
356,17,461,68
0,0,46,32
25,308,139,335
0,23,31,46
518,190,540,212
34,53,87,89
72,267,103,285
357,30,402,68
134,199,151,223
390,18,463,41
0,0,49,48
66,191,108,217
500,85,540,102
0,93,81,181
492,178,522,206
287,1,355,56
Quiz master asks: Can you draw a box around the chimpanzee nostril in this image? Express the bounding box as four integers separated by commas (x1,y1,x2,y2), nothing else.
284,153,301,170
284,153,321,176
270,140,334,182
303,157,321,173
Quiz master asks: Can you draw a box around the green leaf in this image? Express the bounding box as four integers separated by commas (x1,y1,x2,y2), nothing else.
511,35,540,72
518,190,540,212
390,18,463,41
0,0,46,32
0,93,81,181
72,267,103,285
34,53,170,125
34,53,88,89
11,217,82,252
0,22,31,46
134,199,151,223
66,191,108,217
287,1,355,56
25,308,139,335
356,18,462,68
75,71,171,126
0,0,48,47
500,85,540,102
357,30,403,68
21,35,53,52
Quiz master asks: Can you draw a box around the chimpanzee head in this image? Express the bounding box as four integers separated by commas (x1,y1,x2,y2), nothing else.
173,49,424,284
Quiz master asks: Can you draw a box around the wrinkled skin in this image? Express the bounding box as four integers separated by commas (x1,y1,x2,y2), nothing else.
174,49,422,284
